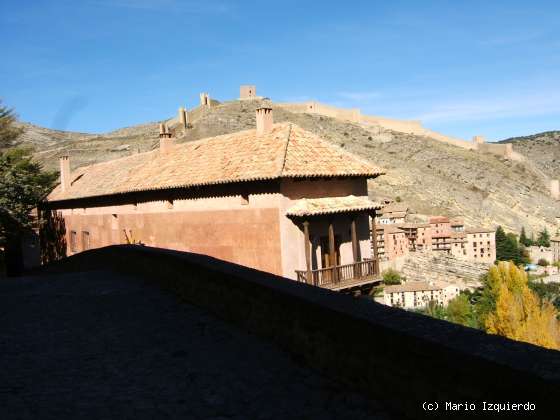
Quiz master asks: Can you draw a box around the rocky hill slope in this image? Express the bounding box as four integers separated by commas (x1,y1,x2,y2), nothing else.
499,131,560,179
12,100,559,234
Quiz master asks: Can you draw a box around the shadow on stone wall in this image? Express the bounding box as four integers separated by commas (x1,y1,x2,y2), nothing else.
40,210,67,264
43,245,560,419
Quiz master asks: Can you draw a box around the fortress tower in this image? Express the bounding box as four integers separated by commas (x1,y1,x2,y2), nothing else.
240,85,256,100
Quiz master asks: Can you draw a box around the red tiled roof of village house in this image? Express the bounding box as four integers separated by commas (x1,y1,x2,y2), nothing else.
376,225,406,234
380,203,408,214
429,216,450,223
286,195,381,217
47,123,384,202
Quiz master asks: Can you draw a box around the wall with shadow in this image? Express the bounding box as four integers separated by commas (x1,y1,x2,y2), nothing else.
43,245,560,419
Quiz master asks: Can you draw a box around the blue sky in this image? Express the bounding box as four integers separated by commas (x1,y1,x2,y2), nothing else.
1,0,559,141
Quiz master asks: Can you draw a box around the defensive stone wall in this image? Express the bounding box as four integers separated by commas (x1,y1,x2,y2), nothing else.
276,101,527,160
44,245,560,419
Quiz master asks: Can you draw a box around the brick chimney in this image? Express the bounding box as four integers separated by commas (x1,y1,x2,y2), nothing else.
59,156,71,192
159,124,174,154
256,107,273,135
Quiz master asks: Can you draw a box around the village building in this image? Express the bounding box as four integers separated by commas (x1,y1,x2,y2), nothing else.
374,225,409,263
527,245,555,265
377,203,408,225
552,237,560,263
392,222,431,252
450,218,465,232
429,216,453,253
41,108,385,291
383,280,460,309
465,228,496,264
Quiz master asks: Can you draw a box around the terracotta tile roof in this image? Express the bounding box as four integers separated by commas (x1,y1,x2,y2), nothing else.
47,123,384,202
286,195,381,217
380,203,408,213
377,225,406,235
450,218,464,226
380,211,407,218
429,216,450,223
394,222,430,229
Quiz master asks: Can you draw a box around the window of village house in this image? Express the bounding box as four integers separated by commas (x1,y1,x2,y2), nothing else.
240,193,249,205
70,231,77,252
82,231,90,251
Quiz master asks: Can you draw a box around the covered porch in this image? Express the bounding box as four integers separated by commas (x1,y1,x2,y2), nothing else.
287,196,382,291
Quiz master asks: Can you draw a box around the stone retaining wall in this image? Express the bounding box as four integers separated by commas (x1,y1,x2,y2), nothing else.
44,245,560,419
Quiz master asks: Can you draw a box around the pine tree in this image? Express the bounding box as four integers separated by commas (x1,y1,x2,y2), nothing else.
519,227,531,247
0,100,23,149
537,228,551,248
485,262,560,350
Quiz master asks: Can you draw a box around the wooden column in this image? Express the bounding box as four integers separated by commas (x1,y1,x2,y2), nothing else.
303,220,312,284
351,216,360,279
371,211,379,275
351,216,359,263
328,219,337,283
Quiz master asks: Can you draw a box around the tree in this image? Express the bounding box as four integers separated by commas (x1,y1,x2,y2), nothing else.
537,228,551,248
0,102,56,248
382,268,402,285
0,100,23,149
446,294,475,327
495,226,525,265
485,262,560,350
519,227,532,247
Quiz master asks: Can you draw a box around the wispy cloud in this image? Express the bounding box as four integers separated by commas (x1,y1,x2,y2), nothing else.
412,91,560,123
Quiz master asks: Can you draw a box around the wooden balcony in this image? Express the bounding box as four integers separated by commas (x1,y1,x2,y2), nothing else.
295,259,380,291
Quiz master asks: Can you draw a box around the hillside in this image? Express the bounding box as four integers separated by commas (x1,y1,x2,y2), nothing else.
13,100,560,234
499,131,560,179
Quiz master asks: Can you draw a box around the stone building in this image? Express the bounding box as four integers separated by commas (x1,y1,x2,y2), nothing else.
42,108,385,290
383,280,460,309
239,85,257,99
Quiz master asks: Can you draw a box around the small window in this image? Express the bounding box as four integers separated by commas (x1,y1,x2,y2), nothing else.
82,231,90,251
240,193,249,205
70,231,77,252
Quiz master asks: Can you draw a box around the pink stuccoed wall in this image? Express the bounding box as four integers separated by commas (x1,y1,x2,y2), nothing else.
53,177,375,281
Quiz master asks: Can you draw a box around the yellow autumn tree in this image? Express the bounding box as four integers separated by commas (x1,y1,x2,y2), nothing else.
485,262,560,350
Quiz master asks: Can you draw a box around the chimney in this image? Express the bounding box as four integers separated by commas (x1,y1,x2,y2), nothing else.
159,126,175,154
256,107,273,135
159,123,172,138
59,156,71,192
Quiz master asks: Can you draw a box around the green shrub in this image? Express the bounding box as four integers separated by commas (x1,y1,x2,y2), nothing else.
382,268,402,285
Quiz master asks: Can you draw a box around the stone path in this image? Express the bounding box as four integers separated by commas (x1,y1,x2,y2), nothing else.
0,271,394,419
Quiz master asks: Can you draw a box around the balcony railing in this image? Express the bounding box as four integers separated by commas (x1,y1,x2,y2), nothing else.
295,259,379,288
